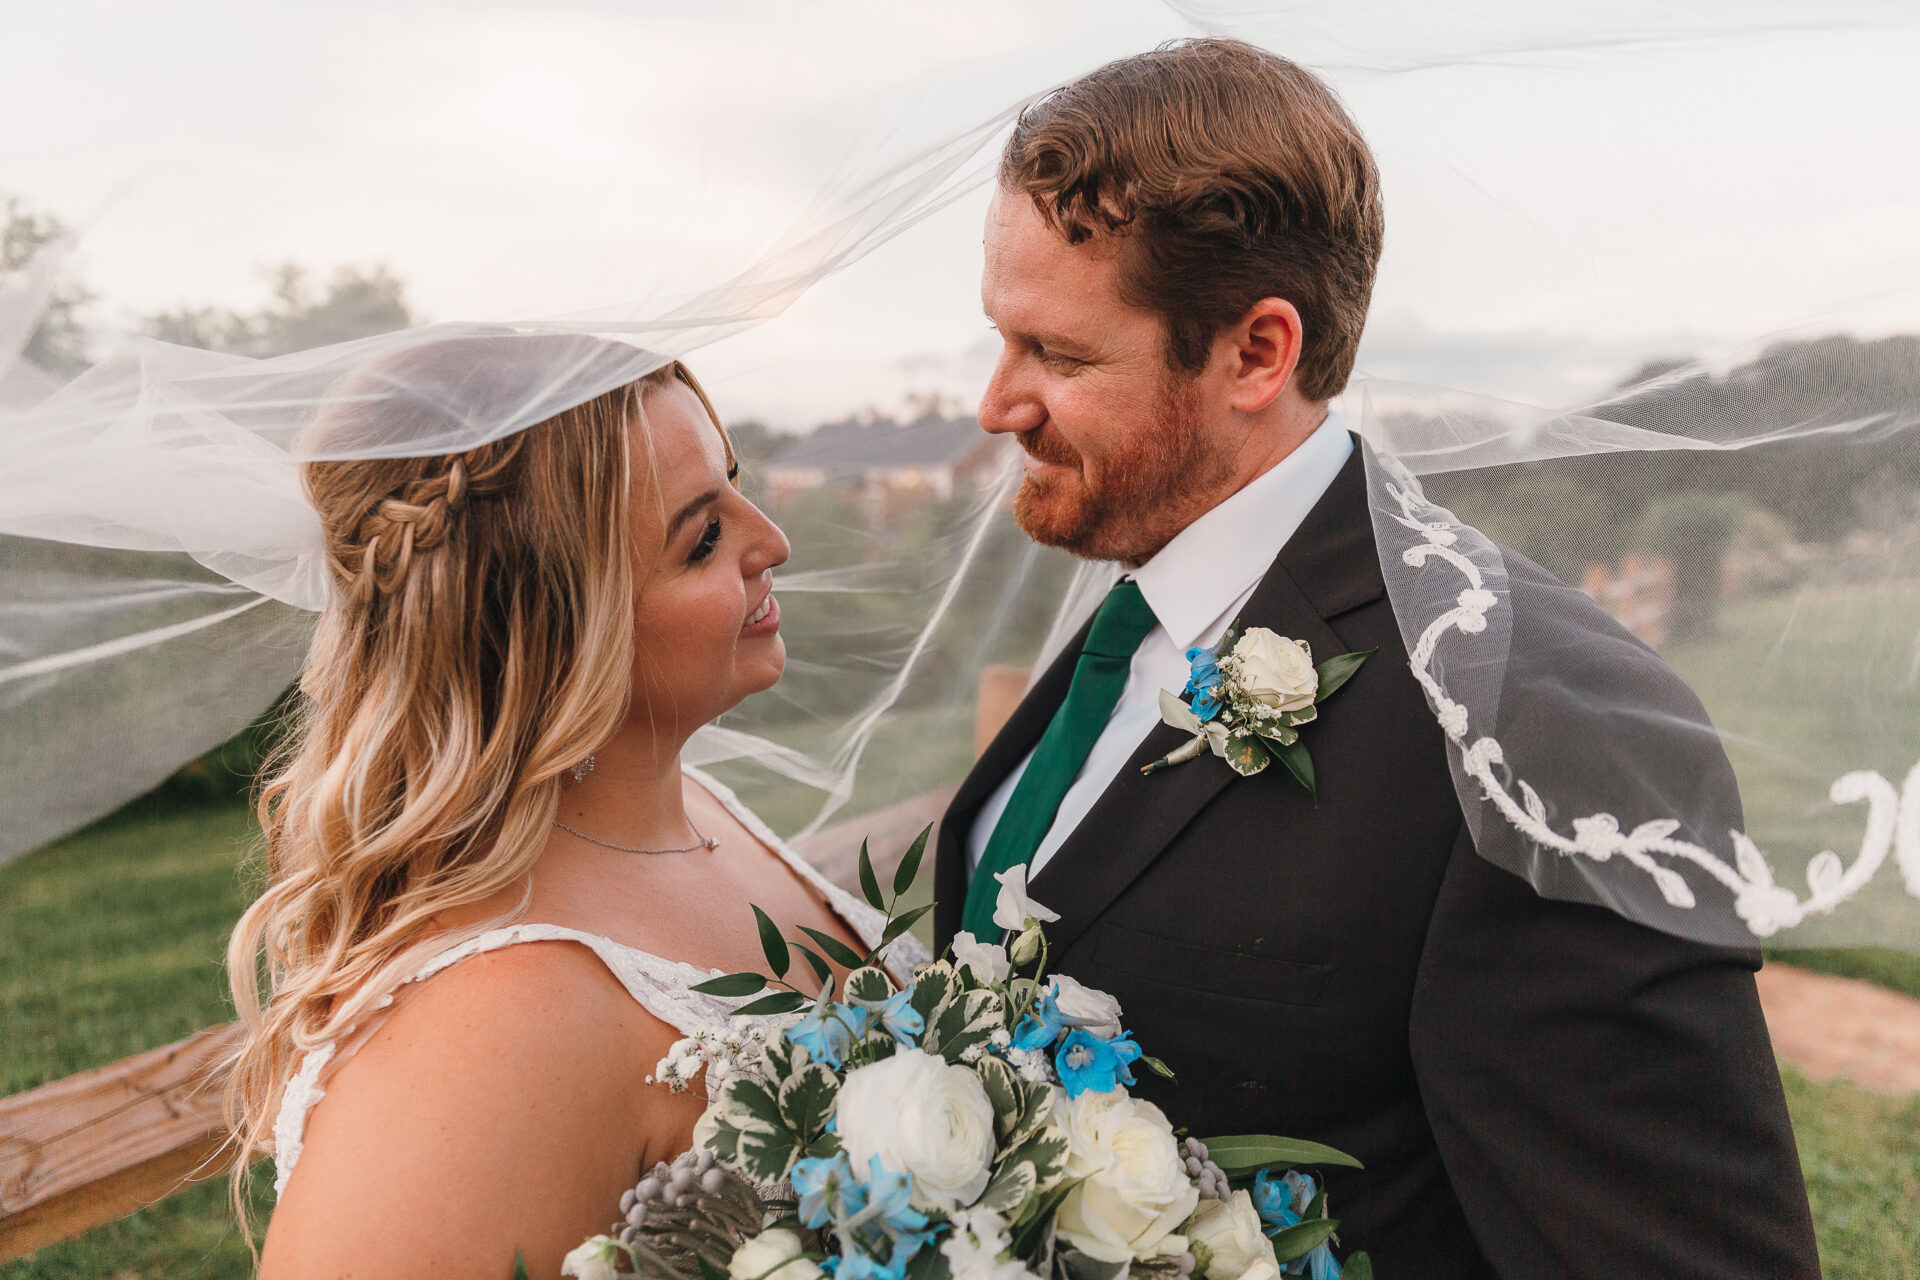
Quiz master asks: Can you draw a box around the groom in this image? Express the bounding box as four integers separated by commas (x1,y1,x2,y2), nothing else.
932,40,1820,1279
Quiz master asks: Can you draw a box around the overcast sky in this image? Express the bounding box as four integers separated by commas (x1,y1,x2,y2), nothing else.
9,0,1920,427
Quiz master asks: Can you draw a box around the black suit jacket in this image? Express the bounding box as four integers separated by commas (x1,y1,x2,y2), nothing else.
933,445,1820,1279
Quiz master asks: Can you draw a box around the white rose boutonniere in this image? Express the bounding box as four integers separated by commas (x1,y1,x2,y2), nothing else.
1142,622,1374,794
1231,629,1319,713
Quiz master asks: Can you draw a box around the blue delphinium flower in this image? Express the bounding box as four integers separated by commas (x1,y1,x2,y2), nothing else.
831,1155,935,1280
1054,1028,1143,1096
1183,644,1226,721
1251,1168,1305,1233
1010,992,1067,1051
1302,1241,1342,1280
851,985,925,1047
788,1001,870,1069
792,1150,864,1229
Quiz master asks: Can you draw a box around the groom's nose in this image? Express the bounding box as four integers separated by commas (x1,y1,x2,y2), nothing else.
978,353,1046,436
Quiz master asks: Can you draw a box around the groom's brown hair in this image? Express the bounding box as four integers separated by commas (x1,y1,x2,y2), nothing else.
1000,38,1382,403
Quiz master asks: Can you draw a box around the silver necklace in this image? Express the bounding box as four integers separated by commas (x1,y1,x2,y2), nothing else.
552,816,719,855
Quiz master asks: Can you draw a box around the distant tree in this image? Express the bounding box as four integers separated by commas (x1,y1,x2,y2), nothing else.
1,197,96,377
146,261,415,355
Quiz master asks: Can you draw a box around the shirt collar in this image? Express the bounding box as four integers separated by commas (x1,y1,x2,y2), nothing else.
1129,410,1353,651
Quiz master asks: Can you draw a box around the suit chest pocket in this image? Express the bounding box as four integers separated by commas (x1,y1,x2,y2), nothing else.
1092,921,1333,1008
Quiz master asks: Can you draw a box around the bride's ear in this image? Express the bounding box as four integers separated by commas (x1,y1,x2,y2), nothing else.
1223,297,1305,414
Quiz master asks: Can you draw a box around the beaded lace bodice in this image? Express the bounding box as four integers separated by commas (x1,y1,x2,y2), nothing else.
270,767,930,1198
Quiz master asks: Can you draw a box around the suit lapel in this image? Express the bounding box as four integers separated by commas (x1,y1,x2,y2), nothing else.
1025,441,1384,957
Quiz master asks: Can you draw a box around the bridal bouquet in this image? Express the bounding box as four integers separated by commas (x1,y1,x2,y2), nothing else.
563,833,1371,1280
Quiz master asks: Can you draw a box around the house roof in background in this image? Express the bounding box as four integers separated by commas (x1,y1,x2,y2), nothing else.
768,415,988,474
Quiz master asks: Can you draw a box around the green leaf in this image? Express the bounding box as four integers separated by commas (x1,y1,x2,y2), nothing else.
1343,1254,1374,1280
903,1238,952,1280
894,822,934,896
735,990,809,1017
777,1060,840,1137
691,971,770,997
755,904,790,979
882,901,936,945
907,963,954,1026
1306,1185,1327,1221
697,1254,731,1280
1009,1179,1081,1254
1201,1134,1364,1173
1268,736,1316,798
1225,733,1273,777
1315,648,1375,702
1268,1218,1339,1266
976,1053,1021,1123
844,966,894,1003
798,925,867,970
792,943,835,987
513,1249,532,1280
858,838,884,909
978,1156,1039,1215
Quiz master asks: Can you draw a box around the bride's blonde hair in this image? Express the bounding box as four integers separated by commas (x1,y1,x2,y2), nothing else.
223,347,731,1218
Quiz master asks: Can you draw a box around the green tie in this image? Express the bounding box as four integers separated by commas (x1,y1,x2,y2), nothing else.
962,578,1159,937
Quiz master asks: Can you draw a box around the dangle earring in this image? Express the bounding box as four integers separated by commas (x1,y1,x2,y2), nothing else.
569,755,596,784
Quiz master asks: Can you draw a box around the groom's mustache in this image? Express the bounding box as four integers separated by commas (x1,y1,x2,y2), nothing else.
1018,426,1082,470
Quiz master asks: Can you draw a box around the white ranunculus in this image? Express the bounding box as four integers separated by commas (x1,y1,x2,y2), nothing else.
562,1236,626,1280
1047,974,1124,1038
1231,629,1318,713
728,1229,824,1280
951,931,1012,984
1052,1089,1200,1263
836,1048,997,1208
992,864,1061,932
1186,1191,1280,1280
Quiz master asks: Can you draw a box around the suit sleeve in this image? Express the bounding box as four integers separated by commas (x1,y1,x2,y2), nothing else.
1408,837,1819,1278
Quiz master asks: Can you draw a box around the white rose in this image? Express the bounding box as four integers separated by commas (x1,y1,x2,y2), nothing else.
728,1229,824,1280
1047,974,1124,1038
562,1236,626,1280
992,864,1061,932
1230,629,1317,713
951,931,1012,984
1052,1089,1200,1263
836,1048,997,1208
1186,1191,1280,1280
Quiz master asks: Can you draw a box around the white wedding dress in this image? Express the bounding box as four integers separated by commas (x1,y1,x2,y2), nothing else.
270,765,930,1198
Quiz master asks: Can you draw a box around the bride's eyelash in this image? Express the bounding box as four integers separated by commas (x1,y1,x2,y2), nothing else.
689,517,723,564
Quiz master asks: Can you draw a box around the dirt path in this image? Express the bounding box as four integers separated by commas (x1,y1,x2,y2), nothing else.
1757,963,1920,1093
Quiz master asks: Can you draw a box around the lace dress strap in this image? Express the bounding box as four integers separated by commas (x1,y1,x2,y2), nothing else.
271,923,736,1199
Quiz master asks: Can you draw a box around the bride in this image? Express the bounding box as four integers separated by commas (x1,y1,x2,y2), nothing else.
224,348,926,1277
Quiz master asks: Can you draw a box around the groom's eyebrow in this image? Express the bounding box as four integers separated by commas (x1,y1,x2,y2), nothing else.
666,488,723,543
1000,319,1094,356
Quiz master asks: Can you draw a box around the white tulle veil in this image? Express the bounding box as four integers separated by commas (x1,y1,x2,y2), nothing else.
4,1,1917,952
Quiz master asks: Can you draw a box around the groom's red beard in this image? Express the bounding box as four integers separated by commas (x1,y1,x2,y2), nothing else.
1012,371,1232,564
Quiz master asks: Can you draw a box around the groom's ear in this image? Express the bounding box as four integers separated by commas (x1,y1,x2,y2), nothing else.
1222,297,1306,414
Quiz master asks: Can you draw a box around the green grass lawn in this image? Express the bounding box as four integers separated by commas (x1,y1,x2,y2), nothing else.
4,802,1918,1277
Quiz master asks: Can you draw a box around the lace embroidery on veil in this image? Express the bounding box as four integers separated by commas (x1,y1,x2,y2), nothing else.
269,766,930,1198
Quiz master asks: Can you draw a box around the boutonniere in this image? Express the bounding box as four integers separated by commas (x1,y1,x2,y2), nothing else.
1141,623,1374,796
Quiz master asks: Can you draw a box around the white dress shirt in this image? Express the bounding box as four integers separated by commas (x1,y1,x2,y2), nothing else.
966,412,1353,879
